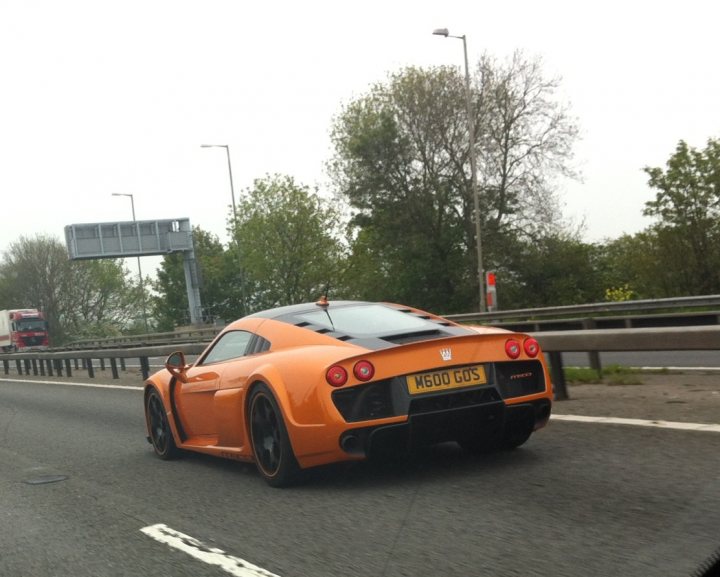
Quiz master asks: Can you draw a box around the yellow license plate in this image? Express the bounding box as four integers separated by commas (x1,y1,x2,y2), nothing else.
406,365,487,395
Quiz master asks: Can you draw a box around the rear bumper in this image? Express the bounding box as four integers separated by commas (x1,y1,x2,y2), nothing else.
292,358,552,469
339,397,551,459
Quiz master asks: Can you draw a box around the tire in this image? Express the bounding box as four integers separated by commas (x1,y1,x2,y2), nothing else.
145,389,180,460
500,408,536,450
248,383,300,488
500,426,533,450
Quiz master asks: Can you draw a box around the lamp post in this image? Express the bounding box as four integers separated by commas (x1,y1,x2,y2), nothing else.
432,28,486,313
201,143,245,317
111,193,149,332
200,144,238,233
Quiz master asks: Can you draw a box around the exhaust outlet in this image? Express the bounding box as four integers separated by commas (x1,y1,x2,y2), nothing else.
340,433,360,453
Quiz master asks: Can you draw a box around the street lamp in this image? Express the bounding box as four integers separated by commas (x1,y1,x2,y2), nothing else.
433,27,486,312
111,193,149,333
200,144,237,233
201,143,246,317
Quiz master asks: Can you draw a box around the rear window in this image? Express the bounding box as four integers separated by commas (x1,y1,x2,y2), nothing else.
295,304,436,338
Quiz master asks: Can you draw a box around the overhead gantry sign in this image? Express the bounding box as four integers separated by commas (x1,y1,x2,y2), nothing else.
64,218,204,325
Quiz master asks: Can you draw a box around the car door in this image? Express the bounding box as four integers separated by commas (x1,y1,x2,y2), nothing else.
173,330,254,440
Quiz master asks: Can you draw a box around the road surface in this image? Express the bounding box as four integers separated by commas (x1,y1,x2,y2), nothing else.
1,375,719,577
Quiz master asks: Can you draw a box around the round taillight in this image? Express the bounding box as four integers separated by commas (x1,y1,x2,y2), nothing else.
353,360,375,382
524,338,540,358
326,365,348,387
505,339,521,359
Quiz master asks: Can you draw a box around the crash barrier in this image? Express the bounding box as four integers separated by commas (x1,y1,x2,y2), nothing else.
1,344,206,382
449,295,720,378
61,294,720,351
62,326,220,350
2,326,719,402
446,294,720,324
537,326,720,400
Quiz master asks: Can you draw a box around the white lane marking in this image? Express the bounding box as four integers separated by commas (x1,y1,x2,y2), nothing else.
636,366,720,372
0,377,142,390
141,523,281,577
552,414,720,433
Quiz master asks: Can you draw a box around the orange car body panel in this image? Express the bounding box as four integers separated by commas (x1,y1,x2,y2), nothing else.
145,303,553,470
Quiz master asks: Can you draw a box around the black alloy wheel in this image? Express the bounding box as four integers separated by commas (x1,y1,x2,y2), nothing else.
146,389,179,459
248,384,299,487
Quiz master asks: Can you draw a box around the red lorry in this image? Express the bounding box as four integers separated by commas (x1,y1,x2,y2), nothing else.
0,309,50,352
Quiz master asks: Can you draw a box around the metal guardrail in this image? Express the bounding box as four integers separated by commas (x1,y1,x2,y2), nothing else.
1,344,205,382
533,326,720,400
61,327,221,350
487,310,720,333
57,294,720,351
534,325,720,352
3,326,719,403
446,294,720,323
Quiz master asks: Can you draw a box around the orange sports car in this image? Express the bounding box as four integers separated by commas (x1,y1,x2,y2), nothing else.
144,300,553,487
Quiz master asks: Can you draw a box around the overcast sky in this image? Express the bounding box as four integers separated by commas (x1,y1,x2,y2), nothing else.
2,0,719,273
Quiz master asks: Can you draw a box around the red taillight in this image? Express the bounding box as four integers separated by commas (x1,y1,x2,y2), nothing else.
505,339,521,359
523,338,540,358
326,365,348,387
353,360,375,382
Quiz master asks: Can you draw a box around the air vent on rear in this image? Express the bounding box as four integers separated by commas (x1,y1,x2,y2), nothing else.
381,329,448,345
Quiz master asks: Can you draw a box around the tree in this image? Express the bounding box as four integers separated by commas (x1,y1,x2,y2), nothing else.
331,66,481,312
598,232,674,299
0,235,67,341
498,233,604,309
64,259,144,338
0,235,139,343
152,227,234,330
330,55,578,312
477,52,579,240
231,175,346,311
643,139,720,294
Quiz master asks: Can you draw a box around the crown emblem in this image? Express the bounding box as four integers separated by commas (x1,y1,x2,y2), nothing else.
440,348,452,361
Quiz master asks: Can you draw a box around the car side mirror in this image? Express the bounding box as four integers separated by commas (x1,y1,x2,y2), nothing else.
165,351,189,382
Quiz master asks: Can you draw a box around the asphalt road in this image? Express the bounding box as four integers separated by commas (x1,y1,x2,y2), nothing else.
1,377,719,577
